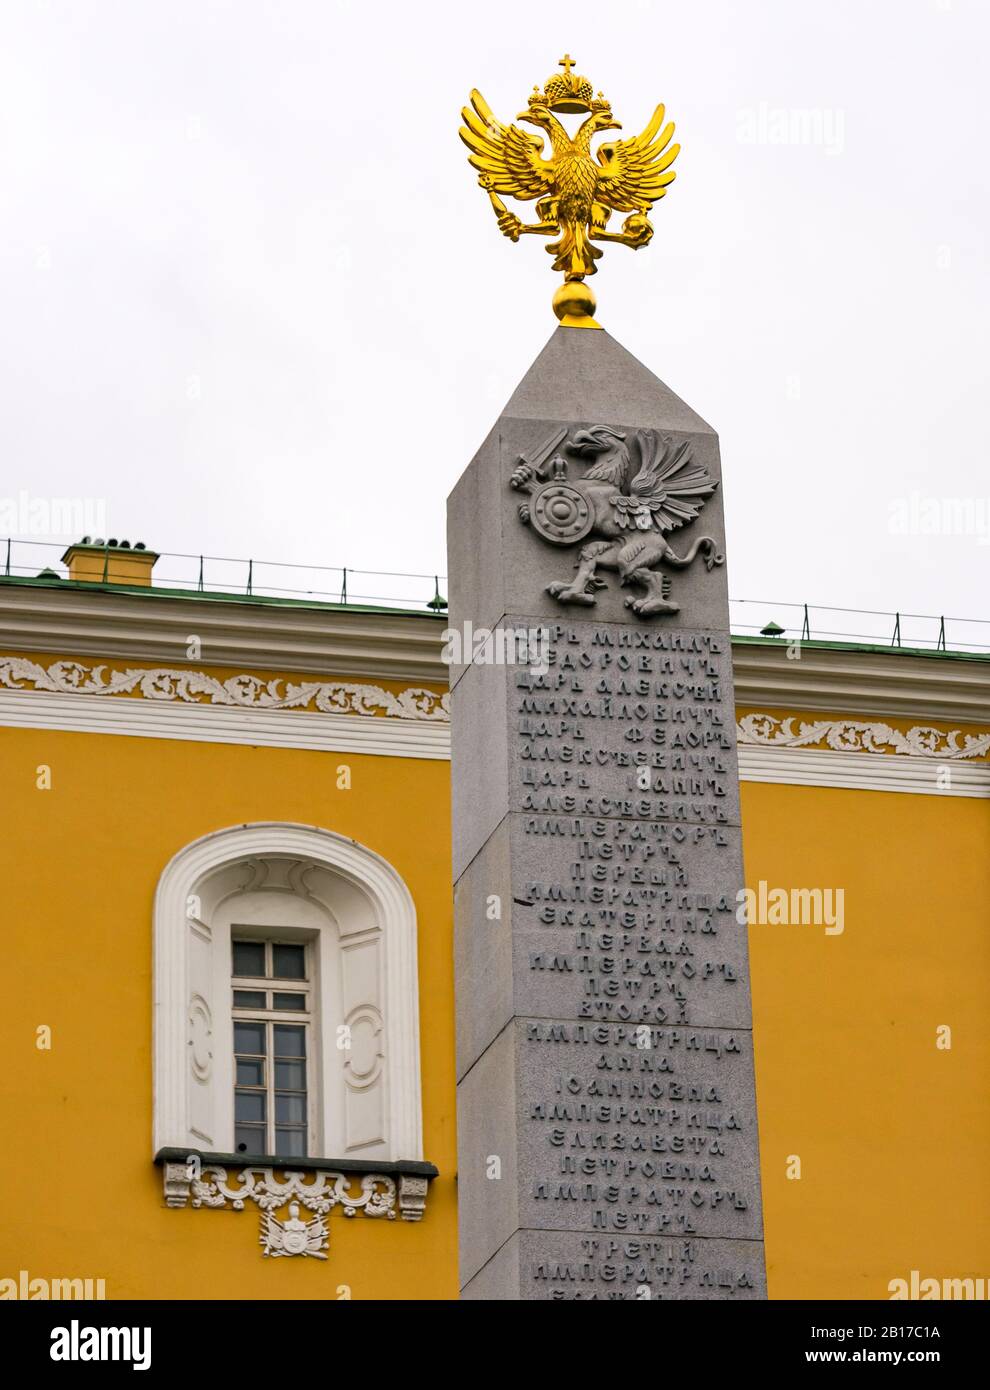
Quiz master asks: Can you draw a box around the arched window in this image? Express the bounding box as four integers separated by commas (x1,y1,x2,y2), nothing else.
153,823,423,1161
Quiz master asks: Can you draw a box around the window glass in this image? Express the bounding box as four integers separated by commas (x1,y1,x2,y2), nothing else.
275,1128,307,1158
274,1024,306,1057
272,944,306,980
232,963,309,1157
233,1021,265,1055
275,1094,306,1125
236,1058,265,1086
232,941,265,977
274,1059,305,1089
235,1125,265,1154
233,989,266,1007
235,1090,266,1123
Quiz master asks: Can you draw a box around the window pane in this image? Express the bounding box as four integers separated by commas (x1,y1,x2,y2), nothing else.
236,1058,265,1086
272,944,306,980
276,1093,306,1125
233,989,266,1008
272,992,305,1011
235,1124,265,1155
275,1128,307,1158
274,1059,306,1090
233,1021,265,1056
273,1024,306,1057
235,1090,266,1123
232,940,265,977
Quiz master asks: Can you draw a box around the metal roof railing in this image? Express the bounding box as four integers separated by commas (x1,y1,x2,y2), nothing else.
1,536,988,655
728,599,990,655
1,536,448,613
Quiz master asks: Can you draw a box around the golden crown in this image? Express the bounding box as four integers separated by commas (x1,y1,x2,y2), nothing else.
530,54,609,115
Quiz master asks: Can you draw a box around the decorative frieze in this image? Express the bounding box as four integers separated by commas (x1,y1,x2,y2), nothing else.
737,713,990,760
0,656,448,721
2,657,988,778
162,1161,431,1258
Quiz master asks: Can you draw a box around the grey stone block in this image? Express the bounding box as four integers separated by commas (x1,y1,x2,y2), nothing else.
457,1017,763,1286
449,324,765,1298
512,1017,763,1243
450,618,741,878
454,818,515,1072
450,650,511,879
461,1233,523,1300
463,1229,767,1301
499,329,718,435
456,1024,519,1287
455,814,753,1077
448,421,732,641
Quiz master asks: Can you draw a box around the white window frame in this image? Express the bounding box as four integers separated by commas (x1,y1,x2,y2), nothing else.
231,936,314,1158
153,822,423,1161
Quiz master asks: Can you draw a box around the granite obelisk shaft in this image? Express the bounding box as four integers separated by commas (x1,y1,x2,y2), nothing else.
448,327,766,1299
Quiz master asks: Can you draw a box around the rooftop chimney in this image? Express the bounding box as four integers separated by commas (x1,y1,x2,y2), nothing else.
61,538,159,587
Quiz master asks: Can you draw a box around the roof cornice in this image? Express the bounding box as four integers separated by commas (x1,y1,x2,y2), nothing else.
0,582,986,723
731,640,989,723
0,582,446,684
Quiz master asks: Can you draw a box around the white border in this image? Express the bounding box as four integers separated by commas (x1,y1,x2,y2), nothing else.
737,745,990,798
153,822,423,1160
0,688,448,759
1,686,988,796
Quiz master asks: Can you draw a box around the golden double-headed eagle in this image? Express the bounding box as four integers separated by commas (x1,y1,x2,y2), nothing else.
460,55,679,325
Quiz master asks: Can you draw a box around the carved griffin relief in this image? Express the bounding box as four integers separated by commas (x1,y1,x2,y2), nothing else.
510,425,723,615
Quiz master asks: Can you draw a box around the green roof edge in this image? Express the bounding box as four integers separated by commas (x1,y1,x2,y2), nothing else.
0,574,986,660
0,573,447,620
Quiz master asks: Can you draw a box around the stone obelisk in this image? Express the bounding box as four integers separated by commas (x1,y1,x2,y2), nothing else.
450,59,766,1300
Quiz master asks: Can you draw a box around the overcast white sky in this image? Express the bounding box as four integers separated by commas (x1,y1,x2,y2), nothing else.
1,1,987,643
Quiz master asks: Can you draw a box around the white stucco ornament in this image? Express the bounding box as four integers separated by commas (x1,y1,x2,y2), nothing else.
260,1201,329,1260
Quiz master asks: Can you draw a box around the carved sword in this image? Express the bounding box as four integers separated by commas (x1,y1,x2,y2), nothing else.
510,425,568,494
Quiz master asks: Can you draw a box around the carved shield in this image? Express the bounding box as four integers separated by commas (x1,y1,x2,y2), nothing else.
529,482,593,546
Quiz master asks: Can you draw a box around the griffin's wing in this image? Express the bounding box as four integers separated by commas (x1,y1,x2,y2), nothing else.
595,105,679,212
459,89,554,201
628,430,718,532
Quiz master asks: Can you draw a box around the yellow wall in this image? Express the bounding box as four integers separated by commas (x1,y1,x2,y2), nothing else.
0,719,458,1301
1,667,987,1300
744,780,990,1300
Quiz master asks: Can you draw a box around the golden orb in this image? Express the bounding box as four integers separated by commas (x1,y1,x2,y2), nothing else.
552,279,602,330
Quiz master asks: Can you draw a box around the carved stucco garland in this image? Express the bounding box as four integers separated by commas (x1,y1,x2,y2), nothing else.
0,657,449,722
163,1163,430,1258
2,657,987,759
737,714,990,761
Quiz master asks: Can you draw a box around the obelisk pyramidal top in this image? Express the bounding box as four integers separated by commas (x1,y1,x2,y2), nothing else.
450,58,767,1300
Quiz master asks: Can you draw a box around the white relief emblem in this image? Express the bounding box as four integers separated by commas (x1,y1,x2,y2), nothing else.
260,1201,329,1260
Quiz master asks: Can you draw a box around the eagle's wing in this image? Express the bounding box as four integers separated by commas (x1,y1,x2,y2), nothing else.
627,430,718,533
460,90,555,201
595,105,679,213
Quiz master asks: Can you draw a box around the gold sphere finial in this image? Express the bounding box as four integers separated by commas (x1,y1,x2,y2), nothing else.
552,279,602,330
